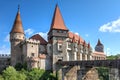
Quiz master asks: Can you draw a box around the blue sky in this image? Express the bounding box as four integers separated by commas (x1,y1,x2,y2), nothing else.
0,0,120,55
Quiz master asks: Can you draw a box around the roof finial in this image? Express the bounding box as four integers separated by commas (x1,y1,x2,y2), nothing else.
18,4,20,12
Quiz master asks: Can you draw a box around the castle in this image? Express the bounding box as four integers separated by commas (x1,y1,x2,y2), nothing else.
0,5,106,71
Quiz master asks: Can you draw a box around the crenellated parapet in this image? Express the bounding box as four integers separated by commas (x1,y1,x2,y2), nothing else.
22,38,40,45
0,54,11,58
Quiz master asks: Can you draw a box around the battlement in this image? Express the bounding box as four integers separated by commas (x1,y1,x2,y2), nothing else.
0,54,11,58
24,38,40,44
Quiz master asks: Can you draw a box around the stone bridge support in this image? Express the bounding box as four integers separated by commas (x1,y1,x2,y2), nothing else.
77,67,99,80
109,68,120,80
63,66,78,80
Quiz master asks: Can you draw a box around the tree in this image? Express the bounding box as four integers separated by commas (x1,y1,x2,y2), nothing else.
96,67,109,80
27,68,44,80
2,66,26,80
2,66,18,80
0,75,4,80
1,66,57,80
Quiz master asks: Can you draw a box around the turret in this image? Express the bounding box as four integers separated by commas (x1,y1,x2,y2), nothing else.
95,39,104,52
47,5,69,72
48,4,69,41
10,6,25,66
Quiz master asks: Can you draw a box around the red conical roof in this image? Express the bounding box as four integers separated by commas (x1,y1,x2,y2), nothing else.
83,40,86,46
88,42,90,48
48,5,68,33
72,34,75,43
10,8,24,34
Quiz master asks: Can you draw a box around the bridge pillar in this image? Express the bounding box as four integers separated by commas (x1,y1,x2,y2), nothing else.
62,66,78,80
77,67,99,80
109,68,120,80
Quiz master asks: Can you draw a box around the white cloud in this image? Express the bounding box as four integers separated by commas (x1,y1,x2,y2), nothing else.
99,18,120,32
75,32,79,35
38,32,48,41
0,45,10,54
4,34,9,42
25,28,34,35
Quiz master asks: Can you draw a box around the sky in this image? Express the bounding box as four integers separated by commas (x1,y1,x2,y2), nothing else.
0,0,120,56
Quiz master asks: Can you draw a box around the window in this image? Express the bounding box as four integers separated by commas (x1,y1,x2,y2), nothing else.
63,31,66,33
59,30,62,33
58,43,62,51
68,42,71,48
31,53,34,57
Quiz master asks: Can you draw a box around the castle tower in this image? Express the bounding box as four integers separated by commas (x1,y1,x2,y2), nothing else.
48,5,69,71
10,6,25,66
95,39,104,52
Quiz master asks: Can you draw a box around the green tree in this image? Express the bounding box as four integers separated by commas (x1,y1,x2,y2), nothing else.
26,68,45,80
2,66,18,80
96,67,109,80
0,75,4,80
2,66,26,80
1,66,57,80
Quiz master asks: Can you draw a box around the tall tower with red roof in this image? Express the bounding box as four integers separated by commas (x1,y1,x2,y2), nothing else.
10,6,25,66
48,5,69,71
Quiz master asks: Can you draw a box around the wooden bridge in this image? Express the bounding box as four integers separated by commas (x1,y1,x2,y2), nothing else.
57,59,120,68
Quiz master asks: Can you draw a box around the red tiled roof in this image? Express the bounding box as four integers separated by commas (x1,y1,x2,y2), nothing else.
68,32,84,43
68,32,74,39
30,34,47,45
48,5,68,34
10,10,24,34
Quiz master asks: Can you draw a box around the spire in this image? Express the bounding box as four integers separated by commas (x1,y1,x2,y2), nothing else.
72,35,75,43
83,40,86,46
78,37,81,45
97,39,103,46
88,42,90,48
48,4,68,33
18,4,20,12
10,5,24,34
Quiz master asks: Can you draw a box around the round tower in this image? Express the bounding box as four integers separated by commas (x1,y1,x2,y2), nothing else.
10,6,25,66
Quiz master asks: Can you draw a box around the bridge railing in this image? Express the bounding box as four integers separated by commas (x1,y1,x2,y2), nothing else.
56,59,120,68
